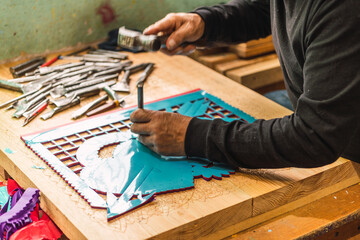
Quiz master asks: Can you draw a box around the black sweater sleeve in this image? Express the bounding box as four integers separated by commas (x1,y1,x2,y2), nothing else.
186,0,360,169
193,0,271,43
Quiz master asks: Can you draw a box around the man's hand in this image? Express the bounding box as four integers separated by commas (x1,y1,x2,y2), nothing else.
143,13,205,55
130,109,192,156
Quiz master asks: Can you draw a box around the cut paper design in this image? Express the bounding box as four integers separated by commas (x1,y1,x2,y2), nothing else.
0,188,40,240
22,89,255,220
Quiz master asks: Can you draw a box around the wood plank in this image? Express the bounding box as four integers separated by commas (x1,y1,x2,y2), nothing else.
243,35,273,48
0,166,5,180
252,159,360,216
215,53,278,74
204,166,360,240
196,52,238,68
0,52,358,239
229,36,275,58
229,43,275,58
0,165,10,181
226,58,283,89
0,166,6,183
255,81,285,95
227,180,360,240
188,47,227,59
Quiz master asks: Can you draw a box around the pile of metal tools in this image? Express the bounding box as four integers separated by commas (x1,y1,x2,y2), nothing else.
0,48,154,126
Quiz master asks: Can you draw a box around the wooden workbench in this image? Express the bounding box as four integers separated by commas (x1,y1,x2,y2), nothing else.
0,51,359,239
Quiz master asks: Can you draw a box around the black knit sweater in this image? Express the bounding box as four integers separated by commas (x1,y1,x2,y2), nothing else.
185,0,360,168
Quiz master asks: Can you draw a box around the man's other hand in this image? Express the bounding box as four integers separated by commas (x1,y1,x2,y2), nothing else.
130,109,192,156
143,13,205,55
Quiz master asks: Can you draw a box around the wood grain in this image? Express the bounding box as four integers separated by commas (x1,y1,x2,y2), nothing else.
226,58,283,89
196,52,238,69
215,53,278,74
228,175,360,240
229,35,275,58
0,52,358,239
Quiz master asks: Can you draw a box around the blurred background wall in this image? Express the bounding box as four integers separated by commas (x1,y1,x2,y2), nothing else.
0,0,223,61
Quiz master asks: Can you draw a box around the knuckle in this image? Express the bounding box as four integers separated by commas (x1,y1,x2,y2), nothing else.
153,134,160,144
130,110,138,122
145,109,153,118
166,13,176,19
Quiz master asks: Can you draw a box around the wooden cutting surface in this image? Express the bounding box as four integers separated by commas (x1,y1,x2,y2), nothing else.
0,51,359,239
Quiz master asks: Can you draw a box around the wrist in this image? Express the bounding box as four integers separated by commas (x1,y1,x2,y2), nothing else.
189,13,205,41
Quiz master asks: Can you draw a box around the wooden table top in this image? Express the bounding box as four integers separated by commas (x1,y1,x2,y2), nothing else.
0,51,359,239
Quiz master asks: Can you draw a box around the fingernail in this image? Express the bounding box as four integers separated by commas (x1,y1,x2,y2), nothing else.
168,39,176,50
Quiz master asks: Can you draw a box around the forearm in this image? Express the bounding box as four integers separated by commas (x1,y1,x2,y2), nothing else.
193,0,271,43
185,113,356,169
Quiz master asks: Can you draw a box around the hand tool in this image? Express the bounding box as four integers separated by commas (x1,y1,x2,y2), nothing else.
88,50,128,59
137,82,144,109
7,84,53,111
69,80,116,98
37,62,85,75
41,96,81,120
111,71,131,92
22,98,49,126
60,55,120,63
53,79,115,107
50,74,115,100
111,63,149,92
103,85,123,106
40,55,61,67
65,46,94,56
50,85,66,99
60,66,97,79
26,84,53,102
7,75,43,83
136,63,154,109
50,82,106,109
12,58,46,78
118,26,164,51
0,76,54,94
83,53,127,60
64,74,118,93
85,95,128,117
0,80,24,92
85,86,128,117
13,89,50,118
64,85,101,100
0,86,43,109
19,70,67,94
89,61,132,79
9,57,45,75
117,26,207,52
38,46,92,70
60,73,91,88
71,94,108,120
90,49,128,57
63,64,93,73
85,62,127,67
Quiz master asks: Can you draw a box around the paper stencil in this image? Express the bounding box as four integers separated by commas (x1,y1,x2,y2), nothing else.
22,89,255,220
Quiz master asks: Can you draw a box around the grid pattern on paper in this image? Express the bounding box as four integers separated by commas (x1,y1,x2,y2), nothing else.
41,119,133,175
34,95,250,179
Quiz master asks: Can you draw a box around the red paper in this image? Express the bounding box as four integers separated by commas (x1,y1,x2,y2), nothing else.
9,212,62,240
